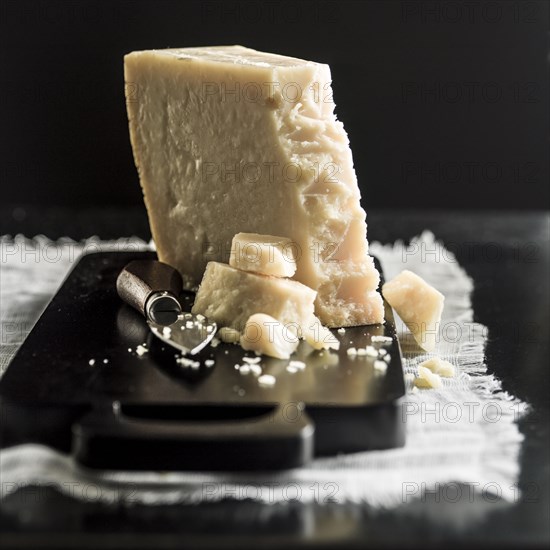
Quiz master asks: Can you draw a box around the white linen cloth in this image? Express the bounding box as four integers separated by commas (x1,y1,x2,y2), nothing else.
0,232,526,506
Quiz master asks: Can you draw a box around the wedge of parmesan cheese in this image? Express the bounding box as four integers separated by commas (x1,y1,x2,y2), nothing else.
230,232,297,277
382,270,444,352
191,261,316,332
124,45,383,327
240,313,299,359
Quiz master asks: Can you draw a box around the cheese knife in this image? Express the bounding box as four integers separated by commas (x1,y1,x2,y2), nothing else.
116,260,217,355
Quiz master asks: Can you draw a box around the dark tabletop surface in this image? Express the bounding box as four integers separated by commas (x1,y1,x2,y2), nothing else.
0,206,548,549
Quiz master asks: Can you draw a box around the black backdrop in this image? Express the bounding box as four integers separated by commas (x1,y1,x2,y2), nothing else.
1,0,549,210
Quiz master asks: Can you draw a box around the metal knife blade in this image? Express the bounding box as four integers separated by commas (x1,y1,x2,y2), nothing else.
148,312,217,355
117,260,217,356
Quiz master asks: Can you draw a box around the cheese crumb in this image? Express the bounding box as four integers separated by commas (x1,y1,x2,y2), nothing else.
371,335,392,345
365,346,378,357
205,359,215,367
337,328,346,334
88,359,95,366
136,345,148,356
162,326,172,337
419,357,456,378
249,364,262,377
414,366,442,389
288,360,306,371
346,347,357,356
258,374,276,387
239,364,251,375
373,360,388,374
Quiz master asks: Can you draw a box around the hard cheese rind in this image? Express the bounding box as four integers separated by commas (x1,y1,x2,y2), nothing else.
191,261,316,332
124,45,383,327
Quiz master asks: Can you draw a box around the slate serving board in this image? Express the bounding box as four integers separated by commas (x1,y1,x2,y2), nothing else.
0,251,406,471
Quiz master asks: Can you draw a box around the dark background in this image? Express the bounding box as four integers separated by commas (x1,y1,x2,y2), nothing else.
0,0,549,220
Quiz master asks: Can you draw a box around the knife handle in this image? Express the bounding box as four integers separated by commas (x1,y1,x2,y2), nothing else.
116,260,183,324
73,404,313,471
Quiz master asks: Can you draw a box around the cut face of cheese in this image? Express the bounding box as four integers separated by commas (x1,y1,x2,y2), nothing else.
240,313,299,359
230,232,297,277
124,45,383,327
382,270,444,352
191,261,316,332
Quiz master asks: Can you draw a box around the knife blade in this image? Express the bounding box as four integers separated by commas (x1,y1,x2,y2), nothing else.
116,260,217,355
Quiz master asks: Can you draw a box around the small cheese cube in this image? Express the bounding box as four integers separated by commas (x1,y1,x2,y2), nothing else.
382,270,444,352
192,262,316,331
217,327,241,344
420,357,455,378
240,313,299,359
230,233,297,277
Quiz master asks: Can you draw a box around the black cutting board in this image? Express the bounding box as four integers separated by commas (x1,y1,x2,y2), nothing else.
0,251,406,471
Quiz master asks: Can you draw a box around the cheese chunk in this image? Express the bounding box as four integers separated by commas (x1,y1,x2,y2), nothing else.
382,270,444,352
304,315,340,351
419,357,455,377
217,326,240,344
191,261,316,332
414,366,442,389
240,313,299,359
230,232,297,277
124,46,383,327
